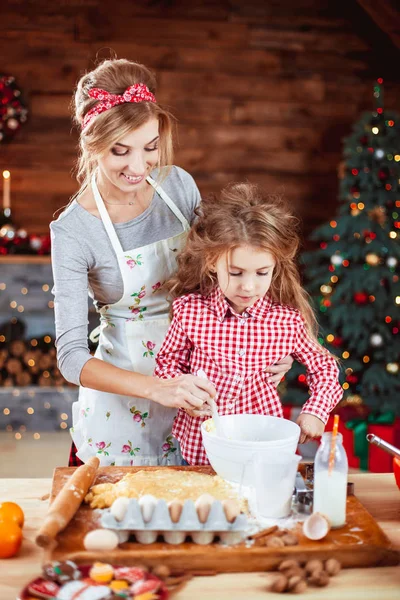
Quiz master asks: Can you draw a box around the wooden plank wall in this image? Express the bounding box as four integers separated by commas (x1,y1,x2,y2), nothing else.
1,0,400,239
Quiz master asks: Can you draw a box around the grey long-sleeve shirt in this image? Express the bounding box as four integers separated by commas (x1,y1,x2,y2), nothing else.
50,166,201,385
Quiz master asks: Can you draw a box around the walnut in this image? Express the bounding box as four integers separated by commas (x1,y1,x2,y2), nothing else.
152,565,171,579
284,567,306,579
270,574,288,593
278,559,300,572
265,536,285,548
304,559,324,575
325,558,341,576
308,570,330,587
287,575,307,594
281,533,299,546
291,580,308,593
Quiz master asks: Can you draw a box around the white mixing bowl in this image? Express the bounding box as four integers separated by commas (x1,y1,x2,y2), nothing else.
201,414,300,485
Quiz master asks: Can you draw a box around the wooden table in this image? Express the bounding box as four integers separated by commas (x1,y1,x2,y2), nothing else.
0,474,399,600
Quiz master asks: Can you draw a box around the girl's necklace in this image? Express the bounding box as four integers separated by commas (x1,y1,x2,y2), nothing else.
103,198,135,206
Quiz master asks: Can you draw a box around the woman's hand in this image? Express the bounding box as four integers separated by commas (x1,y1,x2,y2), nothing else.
184,405,213,418
296,413,325,444
148,374,216,411
265,355,294,386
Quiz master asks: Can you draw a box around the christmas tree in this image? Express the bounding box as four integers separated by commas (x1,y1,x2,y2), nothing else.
282,79,400,415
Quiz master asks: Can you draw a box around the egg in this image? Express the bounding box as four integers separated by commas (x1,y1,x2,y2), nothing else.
168,500,183,523
191,531,215,545
138,494,157,523
222,498,240,523
135,530,159,544
302,512,331,541
83,528,119,551
116,529,130,544
163,531,186,545
195,493,215,523
110,496,130,522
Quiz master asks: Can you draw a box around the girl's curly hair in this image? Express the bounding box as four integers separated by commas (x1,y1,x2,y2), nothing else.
168,182,321,341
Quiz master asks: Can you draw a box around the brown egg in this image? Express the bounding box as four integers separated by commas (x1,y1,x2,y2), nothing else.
222,499,240,523
168,500,183,523
195,494,214,523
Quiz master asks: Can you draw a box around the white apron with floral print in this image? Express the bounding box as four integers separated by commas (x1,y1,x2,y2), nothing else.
71,172,190,466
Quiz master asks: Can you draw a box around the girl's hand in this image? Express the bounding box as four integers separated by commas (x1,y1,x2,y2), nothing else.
296,413,325,444
148,374,216,411
265,355,294,386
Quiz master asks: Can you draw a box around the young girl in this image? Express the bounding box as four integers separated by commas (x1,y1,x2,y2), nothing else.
154,182,343,466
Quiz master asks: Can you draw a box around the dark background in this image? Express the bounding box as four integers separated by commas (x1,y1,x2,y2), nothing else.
1,0,400,243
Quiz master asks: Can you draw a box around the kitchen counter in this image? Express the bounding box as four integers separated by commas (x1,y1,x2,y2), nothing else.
0,473,399,599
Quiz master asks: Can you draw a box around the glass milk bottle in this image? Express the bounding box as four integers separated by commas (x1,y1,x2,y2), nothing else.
313,432,348,528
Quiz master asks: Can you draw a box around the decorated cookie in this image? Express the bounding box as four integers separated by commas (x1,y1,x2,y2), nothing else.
89,562,114,584
27,580,60,599
57,580,112,600
43,560,81,584
109,580,130,593
131,579,161,596
113,567,148,584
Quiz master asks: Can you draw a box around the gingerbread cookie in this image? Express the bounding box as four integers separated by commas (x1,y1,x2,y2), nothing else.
27,580,60,599
43,560,81,585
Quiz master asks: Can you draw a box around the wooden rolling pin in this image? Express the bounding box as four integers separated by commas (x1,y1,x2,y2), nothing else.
35,456,100,548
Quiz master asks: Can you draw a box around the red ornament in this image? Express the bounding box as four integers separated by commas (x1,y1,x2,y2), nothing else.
354,292,369,305
297,374,308,387
378,169,388,180
38,234,51,255
331,336,343,347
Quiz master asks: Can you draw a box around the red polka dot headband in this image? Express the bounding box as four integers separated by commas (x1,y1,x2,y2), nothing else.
82,83,157,130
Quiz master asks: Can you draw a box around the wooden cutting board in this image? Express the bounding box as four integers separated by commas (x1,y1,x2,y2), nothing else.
44,466,399,573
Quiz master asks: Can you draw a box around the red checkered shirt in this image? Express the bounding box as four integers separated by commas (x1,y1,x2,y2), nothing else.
154,287,342,465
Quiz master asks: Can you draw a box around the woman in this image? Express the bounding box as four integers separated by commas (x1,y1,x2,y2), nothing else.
51,58,292,466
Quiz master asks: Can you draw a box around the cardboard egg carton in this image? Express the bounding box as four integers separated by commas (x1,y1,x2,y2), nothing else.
100,497,249,545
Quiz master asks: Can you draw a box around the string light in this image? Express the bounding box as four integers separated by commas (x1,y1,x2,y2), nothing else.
320,285,332,294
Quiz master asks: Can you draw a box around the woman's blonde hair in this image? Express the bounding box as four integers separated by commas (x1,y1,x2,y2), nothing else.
71,58,174,198
169,182,322,343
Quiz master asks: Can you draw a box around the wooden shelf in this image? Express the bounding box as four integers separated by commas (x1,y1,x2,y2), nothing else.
0,255,51,264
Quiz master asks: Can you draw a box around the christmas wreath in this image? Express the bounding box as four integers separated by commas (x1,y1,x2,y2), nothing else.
0,75,28,143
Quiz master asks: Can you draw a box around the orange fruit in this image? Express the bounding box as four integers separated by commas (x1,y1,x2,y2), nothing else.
0,520,23,558
0,502,24,528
